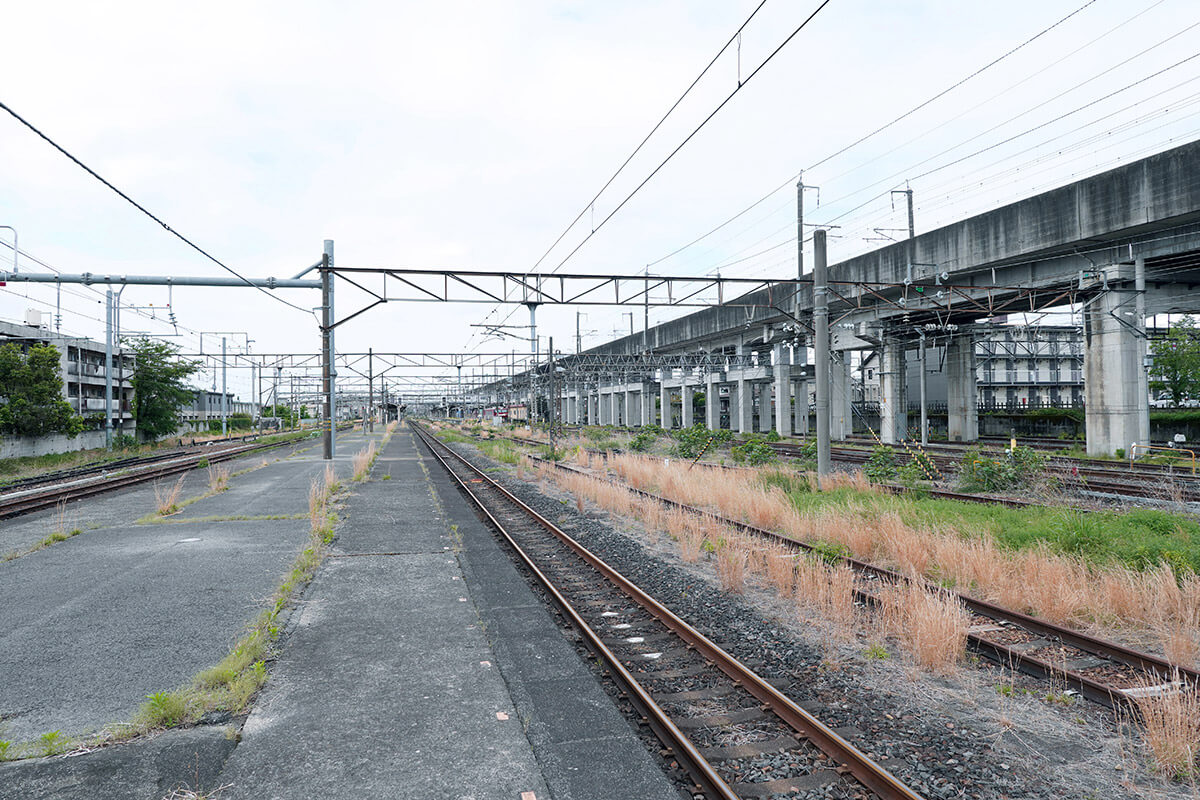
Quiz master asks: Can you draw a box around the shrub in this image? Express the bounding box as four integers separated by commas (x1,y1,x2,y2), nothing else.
957,445,1045,491
137,691,188,728
629,429,657,452
863,446,897,482
672,425,732,460
731,436,776,465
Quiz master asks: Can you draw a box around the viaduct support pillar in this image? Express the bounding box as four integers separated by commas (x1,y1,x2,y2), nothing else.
1084,281,1149,456
736,378,753,434
625,386,638,426
947,336,979,442
588,392,598,426
830,355,851,441
660,370,673,429
879,340,907,444
705,375,720,430
681,382,694,428
773,344,792,437
640,383,653,429
610,383,621,427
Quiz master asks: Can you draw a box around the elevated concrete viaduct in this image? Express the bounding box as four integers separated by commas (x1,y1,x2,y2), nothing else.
498,140,1200,456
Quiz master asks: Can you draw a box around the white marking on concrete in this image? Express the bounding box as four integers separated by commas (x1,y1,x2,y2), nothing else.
177,538,201,543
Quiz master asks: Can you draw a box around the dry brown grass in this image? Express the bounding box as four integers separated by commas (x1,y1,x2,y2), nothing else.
308,477,325,533
793,556,858,630
154,475,186,516
716,537,748,593
877,582,969,674
1131,674,1200,779
596,452,1200,663
352,441,378,481
678,519,707,563
206,464,230,493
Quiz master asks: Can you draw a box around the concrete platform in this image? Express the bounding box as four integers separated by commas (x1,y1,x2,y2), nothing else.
0,426,677,799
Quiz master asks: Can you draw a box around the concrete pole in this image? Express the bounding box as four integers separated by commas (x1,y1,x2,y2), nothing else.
814,230,831,476
321,247,334,460
368,347,374,432
794,379,807,436
104,289,113,448
221,336,228,437
528,304,537,427
1135,257,1151,446
919,331,928,446
640,383,653,428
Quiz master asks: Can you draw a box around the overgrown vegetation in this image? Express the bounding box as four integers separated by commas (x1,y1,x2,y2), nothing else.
956,445,1046,492
863,446,897,482
673,424,731,459
731,435,776,466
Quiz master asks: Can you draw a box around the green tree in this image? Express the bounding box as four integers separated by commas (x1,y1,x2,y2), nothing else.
264,404,294,426
299,405,311,419
125,337,201,440
0,343,84,437
1150,317,1200,406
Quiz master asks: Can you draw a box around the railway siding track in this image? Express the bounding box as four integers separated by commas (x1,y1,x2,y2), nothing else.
413,422,925,800
0,434,314,519
501,443,1199,710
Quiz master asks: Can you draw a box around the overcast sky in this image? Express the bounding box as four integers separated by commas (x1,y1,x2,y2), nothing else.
1,0,1197,401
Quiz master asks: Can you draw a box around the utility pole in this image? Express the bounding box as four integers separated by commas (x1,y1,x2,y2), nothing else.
549,336,556,457
368,347,375,433
576,310,583,355
919,329,928,446
104,289,113,448
643,267,650,353
321,240,335,460
814,229,831,476
221,336,228,437
527,303,538,428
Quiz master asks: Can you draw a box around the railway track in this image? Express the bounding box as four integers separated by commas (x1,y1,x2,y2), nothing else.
514,447,1200,710
412,422,926,800
790,442,1200,503
0,433,316,519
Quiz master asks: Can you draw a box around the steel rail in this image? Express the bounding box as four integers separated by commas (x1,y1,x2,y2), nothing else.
0,435,314,519
413,422,925,800
524,449,1199,709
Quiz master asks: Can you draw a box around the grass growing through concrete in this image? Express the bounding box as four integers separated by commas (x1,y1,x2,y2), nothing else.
0,463,346,761
206,464,231,493
351,441,379,481
1,502,87,562
154,475,186,515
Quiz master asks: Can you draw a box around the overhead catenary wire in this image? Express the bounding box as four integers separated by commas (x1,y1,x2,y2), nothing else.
639,0,1109,273
467,0,832,351
0,99,316,317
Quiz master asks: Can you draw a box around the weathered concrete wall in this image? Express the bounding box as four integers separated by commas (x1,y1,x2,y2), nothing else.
0,431,107,460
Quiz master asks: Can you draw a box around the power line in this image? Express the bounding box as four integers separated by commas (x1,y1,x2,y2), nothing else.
548,0,833,275
641,0,1106,269
0,99,316,317
467,0,831,351
528,0,770,273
